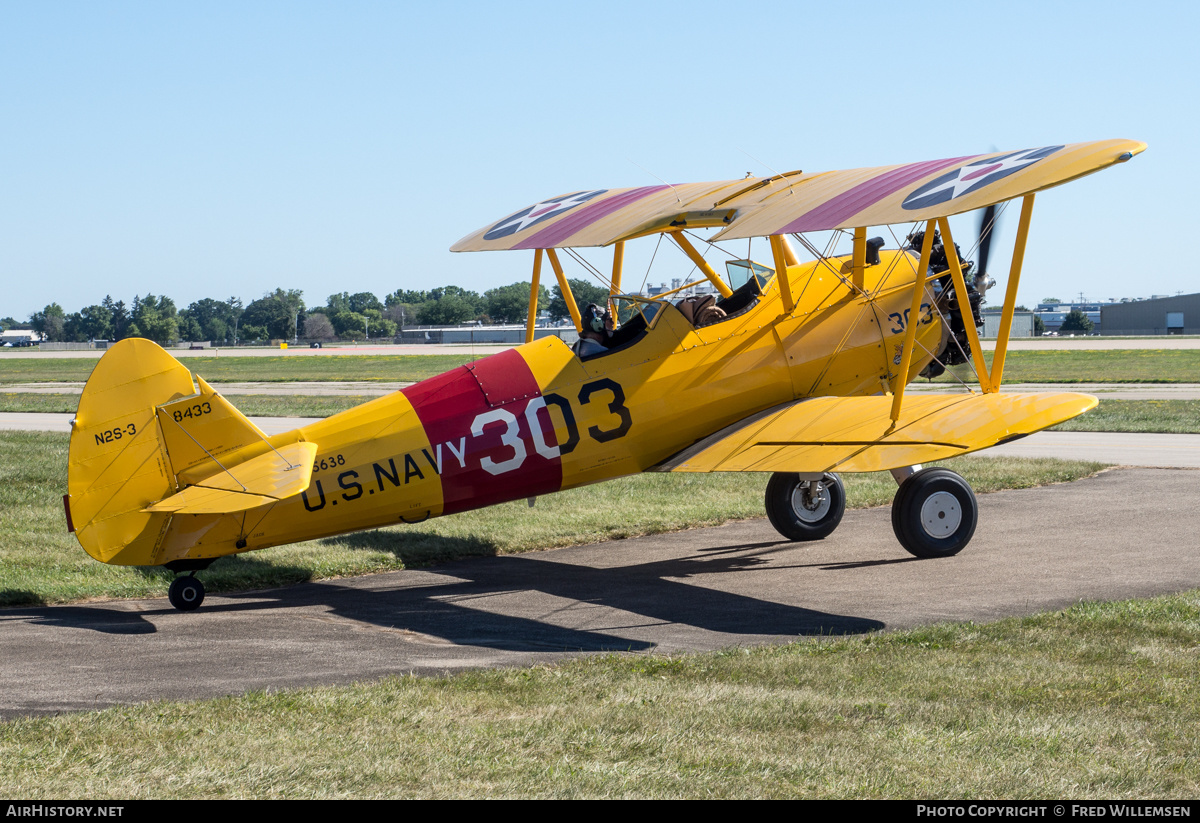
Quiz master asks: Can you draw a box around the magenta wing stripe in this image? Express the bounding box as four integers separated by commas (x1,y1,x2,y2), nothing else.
514,185,670,250
779,155,980,234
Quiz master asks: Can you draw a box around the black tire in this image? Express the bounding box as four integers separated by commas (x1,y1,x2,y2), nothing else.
168,576,205,612
891,467,977,558
765,472,845,541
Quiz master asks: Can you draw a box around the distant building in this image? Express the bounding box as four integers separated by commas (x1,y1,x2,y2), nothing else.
396,325,578,345
980,311,1034,338
1100,293,1200,335
645,280,717,298
1034,301,1103,334
0,329,42,346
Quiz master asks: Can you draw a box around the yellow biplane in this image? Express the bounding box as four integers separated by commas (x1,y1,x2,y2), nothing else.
65,139,1144,611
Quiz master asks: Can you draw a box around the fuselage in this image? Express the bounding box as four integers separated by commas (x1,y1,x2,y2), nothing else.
153,249,945,565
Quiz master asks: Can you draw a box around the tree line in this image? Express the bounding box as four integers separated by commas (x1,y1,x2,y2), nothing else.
9,279,613,345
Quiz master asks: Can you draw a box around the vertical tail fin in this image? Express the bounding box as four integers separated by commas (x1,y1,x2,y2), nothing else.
66,339,288,566
68,339,193,564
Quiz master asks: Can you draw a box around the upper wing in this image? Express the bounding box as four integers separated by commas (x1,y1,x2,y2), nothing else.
450,179,757,252
451,140,1144,252
653,392,1097,475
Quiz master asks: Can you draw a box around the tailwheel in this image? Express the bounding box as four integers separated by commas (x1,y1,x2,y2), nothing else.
168,575,206,612
891,467,977,558
765,472,845,541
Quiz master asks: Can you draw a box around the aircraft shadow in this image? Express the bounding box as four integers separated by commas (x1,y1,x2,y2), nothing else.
209,539,885,649
0,589,47,608
0,556,321,636
0,605,156,635
324,529,499,567
7,541,885,648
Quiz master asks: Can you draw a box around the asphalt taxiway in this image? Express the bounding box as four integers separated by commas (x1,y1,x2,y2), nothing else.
2,466,1197,719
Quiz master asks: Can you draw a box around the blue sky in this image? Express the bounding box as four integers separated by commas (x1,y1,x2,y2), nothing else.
2,0,1193,319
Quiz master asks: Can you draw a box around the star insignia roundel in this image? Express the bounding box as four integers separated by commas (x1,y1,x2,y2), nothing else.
484,190,608,241
901,146,1064,211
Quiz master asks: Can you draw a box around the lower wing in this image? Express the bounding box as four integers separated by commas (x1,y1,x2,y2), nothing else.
653,393,1096,474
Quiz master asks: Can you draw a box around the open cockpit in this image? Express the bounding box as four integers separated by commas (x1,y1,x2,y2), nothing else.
575,262,776,361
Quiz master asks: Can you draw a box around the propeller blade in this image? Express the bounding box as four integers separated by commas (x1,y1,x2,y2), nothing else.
977,204,998,276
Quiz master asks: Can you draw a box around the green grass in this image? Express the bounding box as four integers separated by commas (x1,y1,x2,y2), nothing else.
931,349,1200,383
6,348,1200,385
2,592,1198,798
0,431,1103,607
0,353,481,384
0,391,374,418
1052,399,1200,433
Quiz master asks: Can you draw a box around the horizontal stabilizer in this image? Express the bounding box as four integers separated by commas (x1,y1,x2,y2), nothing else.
656,392,1097,474
157,375,274,483
146,441,318,514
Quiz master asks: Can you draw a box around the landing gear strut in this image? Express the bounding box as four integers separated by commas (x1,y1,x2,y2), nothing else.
765,472,846,541
168,574,206,612
891,467,978,558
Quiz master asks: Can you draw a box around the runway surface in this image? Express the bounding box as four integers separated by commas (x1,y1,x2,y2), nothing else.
3,467,1198,719
0,412,324,435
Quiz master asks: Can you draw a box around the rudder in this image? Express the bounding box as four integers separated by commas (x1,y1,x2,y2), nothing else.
66,339,280,566
67,339,193,564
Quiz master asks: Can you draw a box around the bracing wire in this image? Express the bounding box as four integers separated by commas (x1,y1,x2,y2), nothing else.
960,200,1010,262
868,222,924,299
160,411,249,492
789,233,867,297
638,234,664,295
627,158,682,203
684,229,740,260
920,300,980,393
562,247,610,290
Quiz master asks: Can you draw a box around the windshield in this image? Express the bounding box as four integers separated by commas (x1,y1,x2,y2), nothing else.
611,294,665,328
724,259,775,291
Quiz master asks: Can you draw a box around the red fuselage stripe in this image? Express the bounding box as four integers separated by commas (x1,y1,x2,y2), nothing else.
401,349,563,514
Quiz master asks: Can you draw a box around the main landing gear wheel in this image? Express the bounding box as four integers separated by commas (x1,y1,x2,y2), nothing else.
168,575,205,612
891,467,978,559
765,472,846,541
